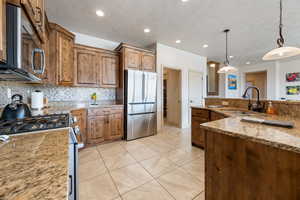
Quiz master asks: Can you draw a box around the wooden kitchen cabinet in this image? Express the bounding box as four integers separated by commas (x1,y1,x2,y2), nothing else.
0,0,6,63
115,43,156,72
87,116,106,144
210,111,226,121
191,108,210,148
49,23,75,86
21,0,45,42
99,53,119,88
74,45,98,87
108,112,123,140
141,52,156,72
124,48,141,70
71,109,87,145
87,107,123,145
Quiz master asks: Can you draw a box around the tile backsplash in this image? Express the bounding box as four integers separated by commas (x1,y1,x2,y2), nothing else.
0,82,116,106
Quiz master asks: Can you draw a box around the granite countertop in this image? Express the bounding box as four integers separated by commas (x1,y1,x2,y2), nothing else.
0,128,70,200
194,106,300,153
30,101,124,116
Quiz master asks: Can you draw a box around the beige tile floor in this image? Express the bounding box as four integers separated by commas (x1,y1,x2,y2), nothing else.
79,125,205,200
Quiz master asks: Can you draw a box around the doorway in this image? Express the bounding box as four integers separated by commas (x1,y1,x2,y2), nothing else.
245,71,267,99
163,68,181,127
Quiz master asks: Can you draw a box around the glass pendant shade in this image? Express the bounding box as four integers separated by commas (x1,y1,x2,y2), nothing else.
217,64,238,73
263,46,300,61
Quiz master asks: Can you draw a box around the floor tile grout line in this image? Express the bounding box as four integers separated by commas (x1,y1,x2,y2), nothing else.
192,191,205,200
136,155,177,200
96,146,123,198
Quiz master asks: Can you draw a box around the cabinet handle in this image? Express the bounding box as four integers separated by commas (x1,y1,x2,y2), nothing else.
69,175,73,196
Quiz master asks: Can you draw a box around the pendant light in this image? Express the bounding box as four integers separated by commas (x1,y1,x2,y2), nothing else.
263,0,300,61
218,29,238,73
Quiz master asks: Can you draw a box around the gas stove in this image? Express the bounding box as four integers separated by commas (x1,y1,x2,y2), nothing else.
0,114,70,135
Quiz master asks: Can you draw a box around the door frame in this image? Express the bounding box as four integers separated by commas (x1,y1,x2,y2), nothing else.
161,65,182,128
188,70,204,126
243,70,268,99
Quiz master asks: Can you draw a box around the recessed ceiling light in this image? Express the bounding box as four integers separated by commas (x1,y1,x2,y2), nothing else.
181,0,189,2
96,10,105,17
203,44,208,48
176,40,181,44
246,61,251,65
229,55,234,59
144,28,151,33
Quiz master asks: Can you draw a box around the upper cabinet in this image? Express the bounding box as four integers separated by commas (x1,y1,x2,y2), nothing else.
73,44,119,88
99,53,119,88
21,0,45,42
124,48,141,70
74,45,98,87
141,52,155,72
116,43,156,72
49,23,75,86
0,0,6,63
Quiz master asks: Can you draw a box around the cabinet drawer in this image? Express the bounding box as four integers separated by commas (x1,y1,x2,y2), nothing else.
192,116,209,124
192,109,209,119
88,108,110,116
210,111,226,121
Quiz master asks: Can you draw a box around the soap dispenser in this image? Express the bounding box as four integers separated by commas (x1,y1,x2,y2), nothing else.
266,101,276,115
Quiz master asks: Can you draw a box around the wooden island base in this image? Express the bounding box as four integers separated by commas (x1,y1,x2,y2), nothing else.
205,130,300,200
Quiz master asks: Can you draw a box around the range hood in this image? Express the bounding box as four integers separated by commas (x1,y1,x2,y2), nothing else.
0,4,42,82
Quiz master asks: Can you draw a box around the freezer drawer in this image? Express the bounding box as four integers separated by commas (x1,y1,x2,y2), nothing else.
126,112,156,141
128,103,156,115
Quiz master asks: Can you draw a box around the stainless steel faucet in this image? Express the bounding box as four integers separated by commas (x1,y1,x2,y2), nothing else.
242,86,264,112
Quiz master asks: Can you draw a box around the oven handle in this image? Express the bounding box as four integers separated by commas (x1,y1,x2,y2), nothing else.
69,175,73,196
31,48,45,75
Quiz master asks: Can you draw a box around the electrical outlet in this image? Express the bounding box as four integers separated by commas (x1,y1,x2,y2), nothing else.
7,88,11,99
222,101,229,106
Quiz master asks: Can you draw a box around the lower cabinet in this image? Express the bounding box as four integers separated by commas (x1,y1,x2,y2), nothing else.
191,108,226,149
87,107,123,145
71,109,87,145
87,115,106,144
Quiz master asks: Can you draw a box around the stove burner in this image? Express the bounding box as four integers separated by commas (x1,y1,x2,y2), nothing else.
0,114,70,135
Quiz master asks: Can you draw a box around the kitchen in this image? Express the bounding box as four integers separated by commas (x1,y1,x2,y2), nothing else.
1,0,300,200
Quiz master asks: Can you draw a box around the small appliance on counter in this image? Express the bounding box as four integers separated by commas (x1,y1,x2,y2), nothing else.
1,94,31,121
31,90,44,110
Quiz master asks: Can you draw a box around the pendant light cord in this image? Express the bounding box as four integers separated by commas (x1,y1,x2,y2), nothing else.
224,29,230,65
277,0,284,47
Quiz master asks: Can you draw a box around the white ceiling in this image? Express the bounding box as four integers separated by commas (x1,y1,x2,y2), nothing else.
45,0,300,66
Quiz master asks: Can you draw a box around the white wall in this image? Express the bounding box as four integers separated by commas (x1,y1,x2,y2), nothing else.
156,43,207,130
220,58,300,100
278,59,300,100
72,32,119,50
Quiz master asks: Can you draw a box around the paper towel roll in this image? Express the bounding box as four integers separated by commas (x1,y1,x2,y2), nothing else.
31,90,44,110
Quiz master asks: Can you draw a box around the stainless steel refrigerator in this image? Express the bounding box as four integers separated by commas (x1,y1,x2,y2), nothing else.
125,70,157,141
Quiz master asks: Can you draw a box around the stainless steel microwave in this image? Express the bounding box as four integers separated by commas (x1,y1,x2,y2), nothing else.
0,3,45,82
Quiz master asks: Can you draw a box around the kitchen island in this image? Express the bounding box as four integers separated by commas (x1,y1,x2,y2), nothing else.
0,128,70,200
197,107,300,200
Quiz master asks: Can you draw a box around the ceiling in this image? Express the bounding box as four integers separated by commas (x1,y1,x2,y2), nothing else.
45,0,300,67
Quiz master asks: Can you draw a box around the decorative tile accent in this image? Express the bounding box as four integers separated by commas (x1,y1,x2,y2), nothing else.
0,82,115,106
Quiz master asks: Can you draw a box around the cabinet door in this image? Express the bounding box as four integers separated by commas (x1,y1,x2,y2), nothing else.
124,48,141,70
0,0,6,62
141,53,155,72
107,112,123,140
74,48,98,86
87,116,106,144
192,117,207,148
57,33,74,86
71,109,87,145
99,53,119,88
